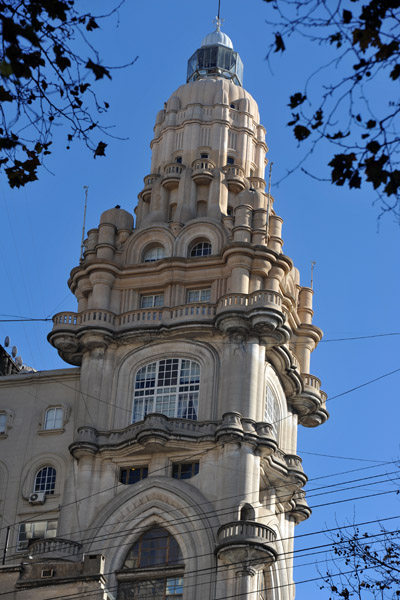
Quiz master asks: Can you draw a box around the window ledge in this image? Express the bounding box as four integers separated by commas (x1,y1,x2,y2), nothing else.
38,428,65,436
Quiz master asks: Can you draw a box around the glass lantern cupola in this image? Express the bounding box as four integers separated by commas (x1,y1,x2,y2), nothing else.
187,18,244,86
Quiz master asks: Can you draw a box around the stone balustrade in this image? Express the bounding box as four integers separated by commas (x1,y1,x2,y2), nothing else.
217,290,282,312
191,158,215,184
71,412,279,455
143,174,160,186
223,164,245,192
51,291,284,336
217,521,276,546
302,373,321,391
28,538,82,561
162,163,185,190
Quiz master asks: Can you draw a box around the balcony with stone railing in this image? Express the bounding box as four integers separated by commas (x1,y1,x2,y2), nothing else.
162,163,186,190
191,158,215,184
248,176,266,190
50,291,285,339
216,521,277,565
140,174,160,201
70,412,278,456
223,164,246,192
28,538,83,562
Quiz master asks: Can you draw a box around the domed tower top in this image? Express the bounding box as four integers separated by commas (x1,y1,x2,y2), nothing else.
187,18,244,86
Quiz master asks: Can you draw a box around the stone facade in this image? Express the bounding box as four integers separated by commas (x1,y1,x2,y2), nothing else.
0,24,327,600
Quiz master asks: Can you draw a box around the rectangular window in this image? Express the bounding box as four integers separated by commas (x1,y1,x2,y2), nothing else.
140,294,164,308
44,407,63,430
17,520,58,551
120,467,148,485
0,413,7,435
172,462,199,480
186,289,211,303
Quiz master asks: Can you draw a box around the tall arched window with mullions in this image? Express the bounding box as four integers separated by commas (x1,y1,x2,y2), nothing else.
34,466,56,495
265,383,280,437
118,527,184,599
132,358,200,423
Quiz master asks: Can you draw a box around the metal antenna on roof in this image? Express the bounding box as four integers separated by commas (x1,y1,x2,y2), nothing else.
80,185,88,261
311,261,316,289
218,0,221,19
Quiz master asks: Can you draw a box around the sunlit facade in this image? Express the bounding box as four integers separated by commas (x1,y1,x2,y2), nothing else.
0,21,327,600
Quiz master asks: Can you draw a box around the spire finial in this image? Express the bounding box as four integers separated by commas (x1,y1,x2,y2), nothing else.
214,0,223,31
213,16,224,32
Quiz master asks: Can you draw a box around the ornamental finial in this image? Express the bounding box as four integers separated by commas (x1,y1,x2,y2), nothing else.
213,16,224,32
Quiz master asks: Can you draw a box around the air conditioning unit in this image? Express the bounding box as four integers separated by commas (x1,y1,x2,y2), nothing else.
28,492,46,505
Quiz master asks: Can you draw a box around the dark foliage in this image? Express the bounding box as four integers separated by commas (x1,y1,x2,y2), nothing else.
263,0,400,218
0,0,136,188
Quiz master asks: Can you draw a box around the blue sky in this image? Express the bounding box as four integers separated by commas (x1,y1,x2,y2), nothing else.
1,1,399,597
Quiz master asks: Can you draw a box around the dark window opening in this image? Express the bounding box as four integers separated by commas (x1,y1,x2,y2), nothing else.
227,156,235,165
120,467,148,485
175,156,182,164
172,462,199,480
200,153,209,159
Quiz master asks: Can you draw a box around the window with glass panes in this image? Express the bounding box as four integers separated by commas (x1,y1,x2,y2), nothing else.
119,528,184,600
34,466,56,495
120,466,148,485
140,294,164,308
144,246,166,262
0,413,7,434
190,241,211,257
17,520,57,551
186,288,211,303
265,384,279,434
44,407,63,430
172,462,199,480
133,359,200,423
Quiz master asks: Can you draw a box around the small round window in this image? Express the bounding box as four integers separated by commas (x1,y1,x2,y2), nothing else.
144,245,166,262
190,241,212,258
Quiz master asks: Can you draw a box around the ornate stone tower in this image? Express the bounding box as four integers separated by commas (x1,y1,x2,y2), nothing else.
47,21,328,600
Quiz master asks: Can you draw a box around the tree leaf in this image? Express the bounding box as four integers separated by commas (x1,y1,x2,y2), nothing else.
85,59,111,80
94,141,107,158
274,33,285,53
289,92,306,109
294,125,311,141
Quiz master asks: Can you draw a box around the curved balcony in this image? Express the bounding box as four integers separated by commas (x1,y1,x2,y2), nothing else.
216,521,277,566
217,290,282,313
249,176,266,190
70,413,278,456
191,158,215,184
28,538,82,562
223,164,245,193
162,163,185,190
49,291,288,346
302,373,321,394
140,174,160,202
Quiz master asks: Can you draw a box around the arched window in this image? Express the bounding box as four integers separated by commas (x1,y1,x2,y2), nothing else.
190,241,211,257
240,503,255,521
133,358,200,423
265,384,279,434
119,527,184,600
44,407,63,430
144,245,166,262
34,466,56,495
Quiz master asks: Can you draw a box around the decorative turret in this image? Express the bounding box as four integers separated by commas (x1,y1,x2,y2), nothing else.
187,18,244,86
